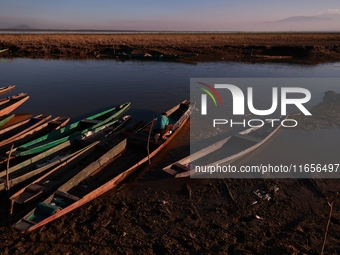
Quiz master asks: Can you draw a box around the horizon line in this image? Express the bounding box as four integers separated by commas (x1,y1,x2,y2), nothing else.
1,28,340,34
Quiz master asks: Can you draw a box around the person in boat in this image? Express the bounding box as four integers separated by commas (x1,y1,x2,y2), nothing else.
153,112,171,141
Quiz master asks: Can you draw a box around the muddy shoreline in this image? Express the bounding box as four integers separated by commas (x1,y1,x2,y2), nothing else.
1,33,340,63
0,93,339,254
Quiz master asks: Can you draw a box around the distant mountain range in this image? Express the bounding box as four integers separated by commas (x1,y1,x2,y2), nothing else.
1,13,339,32
276,13,340,23
0,22,34,30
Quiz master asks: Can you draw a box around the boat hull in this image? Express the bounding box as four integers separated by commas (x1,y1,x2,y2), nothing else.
14,101,193,232
1,115,131,192
11,102,131,157
163,117,285,178
0,85,15,96
0,93,29,117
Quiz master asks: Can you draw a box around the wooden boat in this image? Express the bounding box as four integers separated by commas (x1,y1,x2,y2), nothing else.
0,85,15,96
0,93,29,117
9,141,101,211
1,140,97,192
163,117,285,178
8,115,131,213
0,116,70,164
0,114,51,150
0,113,33,132
0,114,50,138
0,114,15,127
14,100,193,233
0,115,131,192
11,102,131,157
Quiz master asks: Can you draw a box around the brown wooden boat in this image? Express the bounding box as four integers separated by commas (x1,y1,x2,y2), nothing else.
9,141,101,211
0,113,34,133
0,85,15,96
0,114,15,127
14,100,193,233
0,93,29,117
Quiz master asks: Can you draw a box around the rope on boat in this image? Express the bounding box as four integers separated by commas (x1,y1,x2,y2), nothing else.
5,144,14,193
147,118,156,171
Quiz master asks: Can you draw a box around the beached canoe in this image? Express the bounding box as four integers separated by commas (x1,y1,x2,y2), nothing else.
0,114,15,127
8,115,132,214
9,141,101,212
13,100,193,233
0,113,33,132
162,117,286,178
0,93,30,117
0,114,51,150
0,85,15,96
0,115,131,193
11,102,131,157
1,140,97,193
0,116,70,164
0,114,50,138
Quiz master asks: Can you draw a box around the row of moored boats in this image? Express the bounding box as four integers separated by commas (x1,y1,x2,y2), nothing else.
0,84,193,233
0,83,284,233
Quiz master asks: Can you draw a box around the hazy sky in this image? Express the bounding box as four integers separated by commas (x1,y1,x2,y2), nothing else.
1,0,340,31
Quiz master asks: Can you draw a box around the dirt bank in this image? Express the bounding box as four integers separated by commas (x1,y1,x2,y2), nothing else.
0,170,339,255
1,33,340,63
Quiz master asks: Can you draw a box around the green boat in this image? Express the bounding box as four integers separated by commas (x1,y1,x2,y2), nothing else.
0,114,131,192
11,102,131,157
13,100,192,233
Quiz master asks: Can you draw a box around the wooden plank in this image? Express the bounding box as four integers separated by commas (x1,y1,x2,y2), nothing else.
10,140,100,207
54,190,80,202
21,218,36,225
233,134,263,143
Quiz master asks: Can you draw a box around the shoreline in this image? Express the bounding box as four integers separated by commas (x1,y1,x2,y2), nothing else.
1,33,340,63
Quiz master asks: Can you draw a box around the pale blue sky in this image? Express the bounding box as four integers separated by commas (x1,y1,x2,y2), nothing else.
1,0,339,31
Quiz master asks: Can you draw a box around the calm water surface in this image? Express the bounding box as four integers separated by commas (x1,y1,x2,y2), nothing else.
0,59,339,169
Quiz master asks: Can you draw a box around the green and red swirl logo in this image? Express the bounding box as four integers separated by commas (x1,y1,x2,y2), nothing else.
197,82,223,115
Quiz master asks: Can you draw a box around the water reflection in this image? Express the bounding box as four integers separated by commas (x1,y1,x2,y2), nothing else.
0,59,339,167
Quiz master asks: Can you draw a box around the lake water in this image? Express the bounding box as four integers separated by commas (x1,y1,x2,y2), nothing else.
0,58,340,177
1,59,340,119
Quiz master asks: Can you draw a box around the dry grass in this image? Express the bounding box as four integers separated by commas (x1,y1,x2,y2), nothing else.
1,33,340,47
1,33,340,62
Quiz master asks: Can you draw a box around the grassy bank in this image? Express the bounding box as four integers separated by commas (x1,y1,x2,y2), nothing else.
1,33,340,62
